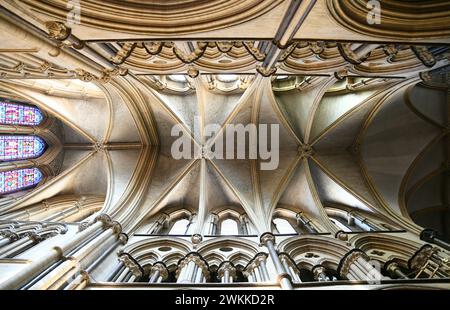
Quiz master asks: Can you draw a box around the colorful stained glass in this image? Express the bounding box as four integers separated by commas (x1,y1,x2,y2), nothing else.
0,136,46,161
0,168,43,194
0,100,44,126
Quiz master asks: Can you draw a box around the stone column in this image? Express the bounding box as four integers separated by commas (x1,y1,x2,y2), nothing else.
239,214,251,235
0,233,40,258
203,214,218,235
260,233,293,290
186,214,198,235
279,253,301,283
176,253,209,284
0,214,115,289
30,219,123,290
338,249,386,283
244,253,269,283
348,211,383,231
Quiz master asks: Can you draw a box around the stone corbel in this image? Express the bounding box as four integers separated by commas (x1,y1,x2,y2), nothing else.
256,65,277,77
335,230,348,241
73,68,95,82
383,44,399,62
215,41,235,53
143,42,164,55
334,68,348,80
45,21,84,49
309,41,325,55
45,21,71,41
187,66,200,78
408,244,435,272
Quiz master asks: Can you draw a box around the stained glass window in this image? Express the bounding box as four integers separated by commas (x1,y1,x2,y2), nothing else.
0,168,43,194
0,136,46,161
0,100,44,126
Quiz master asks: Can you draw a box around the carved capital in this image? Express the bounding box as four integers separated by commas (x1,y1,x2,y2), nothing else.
256,65,277,77
408,244,435,271
119,253,143,278
260,232,275,246
191,233,203,245
74,68,95,82
187,66,199,78
335,230,348,241
151,262,169,280
338,249,367,277
312,265,327,280
217,261,236,278
45,21,71,41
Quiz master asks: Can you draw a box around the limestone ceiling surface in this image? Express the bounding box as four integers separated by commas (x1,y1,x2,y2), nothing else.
0,0,449,238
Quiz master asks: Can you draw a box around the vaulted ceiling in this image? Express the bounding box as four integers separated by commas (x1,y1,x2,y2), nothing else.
0,0,449,241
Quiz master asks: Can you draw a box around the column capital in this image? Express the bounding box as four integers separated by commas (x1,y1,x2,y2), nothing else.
118,233,129,244
420,228,438,243
335,230,348,241
337,249,367,278
119,253,144,278
191,233,202,245
95,214,122,234
408,244,434,271
151,262,169,280
177,252,210,279
260,232,275,246
217,261,236,278
312,265,327,280
0,230,19,241
45,21,71,41
384,260,400,274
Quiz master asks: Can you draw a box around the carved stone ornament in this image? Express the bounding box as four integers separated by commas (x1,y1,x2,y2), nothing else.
74,69,95,82
256,65,277,77
151,262,169,280
191,233,203,245
338,250,367,277
45,21,71,41
187,66,200,78
119,253,144,278
260,232,275,246
217,261,236,278
298,144,314,158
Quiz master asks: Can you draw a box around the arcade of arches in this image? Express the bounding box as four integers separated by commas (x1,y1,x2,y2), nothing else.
0,0,449,290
